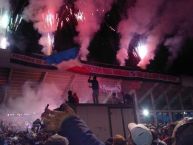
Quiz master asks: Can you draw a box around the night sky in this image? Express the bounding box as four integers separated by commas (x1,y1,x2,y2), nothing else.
9,0,193,76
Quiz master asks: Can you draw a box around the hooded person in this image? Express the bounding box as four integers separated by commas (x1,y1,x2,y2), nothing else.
41,103,105,145
128,123,153,145
171,117,193,145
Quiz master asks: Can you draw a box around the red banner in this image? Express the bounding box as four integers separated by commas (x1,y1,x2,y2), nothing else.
68,64,180,83
11,53,180,83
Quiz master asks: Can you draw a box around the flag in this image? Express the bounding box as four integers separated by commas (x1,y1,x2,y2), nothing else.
45,48,79,64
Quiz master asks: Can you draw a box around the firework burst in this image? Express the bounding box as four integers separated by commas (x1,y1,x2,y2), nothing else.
0,2,23,49
135,41,148,60
75,10,85,21
0,10,10,30
0,8,10,49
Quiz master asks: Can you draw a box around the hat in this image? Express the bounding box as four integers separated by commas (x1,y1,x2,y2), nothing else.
113,134,127,145
128,123,153,145
172,117,193,138
171,118,193,145
45,134,69,145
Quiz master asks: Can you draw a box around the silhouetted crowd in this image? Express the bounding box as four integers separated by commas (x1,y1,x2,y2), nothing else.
0,103,193,145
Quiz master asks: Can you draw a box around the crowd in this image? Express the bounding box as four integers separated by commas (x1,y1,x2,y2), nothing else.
0,103,193,145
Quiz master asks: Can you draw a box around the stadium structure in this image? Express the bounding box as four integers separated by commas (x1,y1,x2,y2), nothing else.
0,49,193,140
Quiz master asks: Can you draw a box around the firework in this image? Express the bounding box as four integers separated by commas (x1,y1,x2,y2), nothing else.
0,36,9,49
0,4,23,49
135,41,148,60
44,12,59,54
75,11,84,21
0,11,10,30
45,11,55,28
0,9,10,49
9,14,23,32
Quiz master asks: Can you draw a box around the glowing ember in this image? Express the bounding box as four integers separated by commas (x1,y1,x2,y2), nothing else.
66,17,70,22
75,11,84,21
45,12,55,27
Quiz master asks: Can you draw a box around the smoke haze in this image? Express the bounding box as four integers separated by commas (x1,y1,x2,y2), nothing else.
0,82,64,129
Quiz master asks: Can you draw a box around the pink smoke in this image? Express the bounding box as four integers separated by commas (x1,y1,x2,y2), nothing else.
23,0,63,55
117,0,193,69
117,0,164,67
74,0,114,61
147,0,193,68
164,32,184,68
0,82,64,130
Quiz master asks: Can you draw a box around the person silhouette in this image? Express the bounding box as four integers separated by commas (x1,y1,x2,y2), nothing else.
88,75,99,104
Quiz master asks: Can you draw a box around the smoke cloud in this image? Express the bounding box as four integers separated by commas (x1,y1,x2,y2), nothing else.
23,0,63,55
0,0,9,8
164,32,184,68
117,0,193,69
74,0,114,61
117,0,164,66
0,82,64,130
148,0,193,68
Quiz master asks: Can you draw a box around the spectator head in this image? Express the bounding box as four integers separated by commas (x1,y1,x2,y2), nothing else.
73,92,77,96
172,117,193,145
44,134,69,145
112,92,116,97
68,90,72,96
105,137,113,145
113,134,127,145
128,123,153,145
93,75,97,80
54,103,68,111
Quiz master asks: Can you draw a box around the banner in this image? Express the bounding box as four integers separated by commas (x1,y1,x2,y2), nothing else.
68,64,180,83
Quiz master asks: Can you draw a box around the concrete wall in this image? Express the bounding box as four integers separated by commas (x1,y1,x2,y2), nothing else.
76,105,136,141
